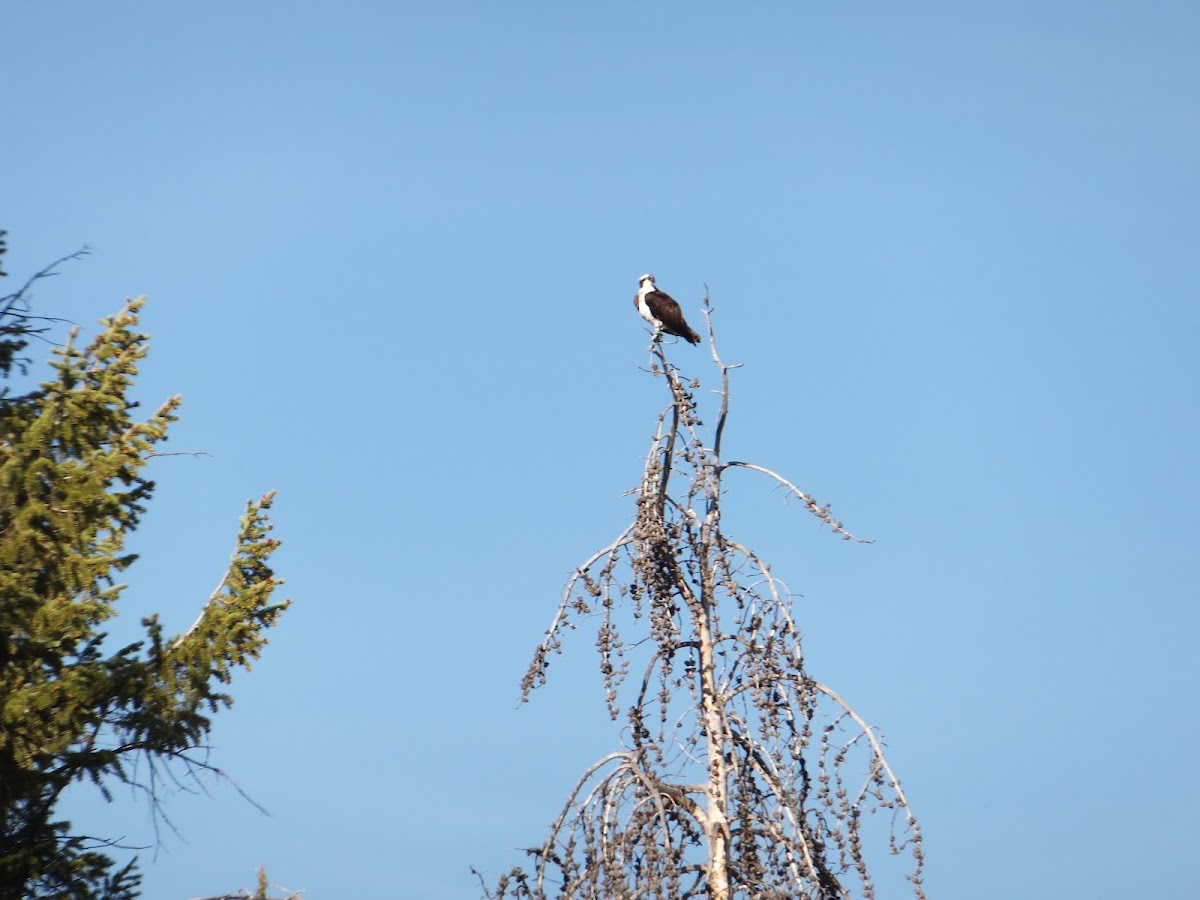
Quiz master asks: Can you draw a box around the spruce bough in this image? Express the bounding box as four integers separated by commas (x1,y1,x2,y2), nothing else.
0,295,289,900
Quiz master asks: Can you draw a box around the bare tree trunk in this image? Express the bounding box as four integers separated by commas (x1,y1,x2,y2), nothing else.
699,607,731,900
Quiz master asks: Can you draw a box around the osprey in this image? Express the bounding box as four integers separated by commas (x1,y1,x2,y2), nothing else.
634,274,701,344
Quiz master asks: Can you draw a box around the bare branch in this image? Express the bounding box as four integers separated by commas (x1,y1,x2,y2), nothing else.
720,461,873,543
0,244,91,317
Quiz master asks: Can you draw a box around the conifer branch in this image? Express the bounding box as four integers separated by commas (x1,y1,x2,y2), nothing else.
0,285,290,897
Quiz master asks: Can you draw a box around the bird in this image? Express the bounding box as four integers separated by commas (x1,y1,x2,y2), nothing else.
634,274,701,344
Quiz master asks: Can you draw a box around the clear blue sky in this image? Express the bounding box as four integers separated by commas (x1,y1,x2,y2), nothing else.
4,2,1198,898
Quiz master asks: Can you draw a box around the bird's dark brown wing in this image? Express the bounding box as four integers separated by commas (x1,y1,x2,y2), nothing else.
645,290,701,344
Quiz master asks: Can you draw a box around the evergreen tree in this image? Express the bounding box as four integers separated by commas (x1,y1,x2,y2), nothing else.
0,249,289,900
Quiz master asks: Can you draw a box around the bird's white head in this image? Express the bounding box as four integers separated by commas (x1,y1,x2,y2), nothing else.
638,273,656,288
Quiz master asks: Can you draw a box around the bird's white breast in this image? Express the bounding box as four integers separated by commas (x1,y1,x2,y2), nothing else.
636,288,660,326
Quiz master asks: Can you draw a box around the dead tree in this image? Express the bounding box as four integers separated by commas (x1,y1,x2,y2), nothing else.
482,298,925,900
189,866,302,900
